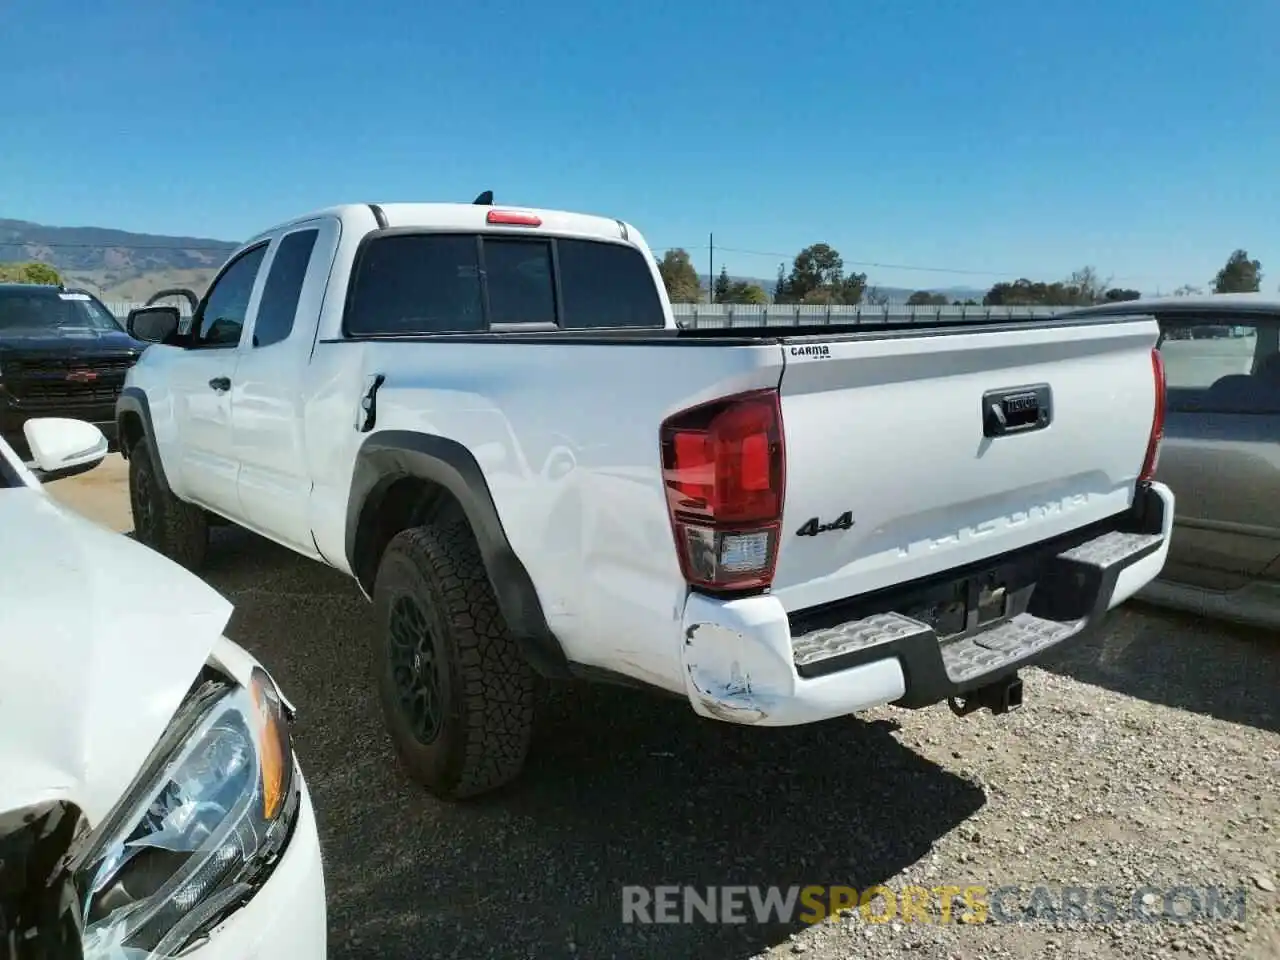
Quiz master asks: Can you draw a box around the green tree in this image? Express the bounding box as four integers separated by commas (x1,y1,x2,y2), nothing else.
864,286,890,306
906,290,948,306
1212,249,1262,293
783,243,867,305
773,263,790,303
984,278,1080,306
985,267,1122,307
838,272,867,305
984,279,1055,306
720,280,768,304
713,266,731,304
1064,266,1111,305
0,261,62,285
799,286,837,305
1104,288,1141,301
787,243,841,301
656,248,702,303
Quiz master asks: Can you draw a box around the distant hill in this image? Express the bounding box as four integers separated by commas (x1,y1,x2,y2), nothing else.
0,217,237,301
871,284,989,303
0,215,992,305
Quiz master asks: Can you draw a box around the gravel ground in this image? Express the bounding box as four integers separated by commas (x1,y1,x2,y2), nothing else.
50,460,1280,960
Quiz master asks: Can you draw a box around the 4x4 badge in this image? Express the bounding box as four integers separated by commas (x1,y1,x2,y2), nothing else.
796,511,854,537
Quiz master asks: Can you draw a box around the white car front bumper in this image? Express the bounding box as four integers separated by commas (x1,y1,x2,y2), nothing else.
181,769,326,959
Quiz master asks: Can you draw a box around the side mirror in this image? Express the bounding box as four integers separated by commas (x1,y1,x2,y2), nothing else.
127,305,182,344
23,418,109,483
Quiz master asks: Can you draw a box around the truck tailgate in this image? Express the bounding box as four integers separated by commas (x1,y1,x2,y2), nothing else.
771,317,1161,613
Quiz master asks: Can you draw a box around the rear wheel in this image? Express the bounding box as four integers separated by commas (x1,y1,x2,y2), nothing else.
128,436,208,571
371,514,536,801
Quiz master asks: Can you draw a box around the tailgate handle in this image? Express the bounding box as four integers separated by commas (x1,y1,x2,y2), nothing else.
983,384,1051,438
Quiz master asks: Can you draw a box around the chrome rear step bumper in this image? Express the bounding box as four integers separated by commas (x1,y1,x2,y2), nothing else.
788,509,1167,708
678,483,1174,726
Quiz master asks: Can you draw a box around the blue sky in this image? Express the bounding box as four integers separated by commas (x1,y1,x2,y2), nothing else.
2,0,1277,293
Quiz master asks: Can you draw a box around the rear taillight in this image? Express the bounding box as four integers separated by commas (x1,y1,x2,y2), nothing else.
1140,346,1166,482
660,389,786,592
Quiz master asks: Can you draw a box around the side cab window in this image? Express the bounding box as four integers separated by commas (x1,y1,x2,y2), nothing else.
190,244,269,348
249,228,322,348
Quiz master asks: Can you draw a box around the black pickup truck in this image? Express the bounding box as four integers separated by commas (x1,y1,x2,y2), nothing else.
0,283,145,460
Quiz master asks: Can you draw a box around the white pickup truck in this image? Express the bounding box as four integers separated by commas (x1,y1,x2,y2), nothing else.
116,197,1175,801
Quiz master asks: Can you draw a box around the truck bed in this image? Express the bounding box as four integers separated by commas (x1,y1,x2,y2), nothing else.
312,311,1160,688
332,310,1138,345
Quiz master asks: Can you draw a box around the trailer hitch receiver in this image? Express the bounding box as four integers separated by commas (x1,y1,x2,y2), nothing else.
948,674,1024,717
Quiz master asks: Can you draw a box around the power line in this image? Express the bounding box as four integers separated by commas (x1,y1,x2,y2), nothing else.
6,238,1150,285
654,242,1150,285
736,248,1001,278
654,242,1038,279
0,240,236,252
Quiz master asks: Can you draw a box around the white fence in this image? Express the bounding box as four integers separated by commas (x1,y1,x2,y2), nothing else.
106,300,1066,329
667,302,1064,327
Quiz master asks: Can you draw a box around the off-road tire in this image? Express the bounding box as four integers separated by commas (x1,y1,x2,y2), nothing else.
372,515,537,801
128,436,208,571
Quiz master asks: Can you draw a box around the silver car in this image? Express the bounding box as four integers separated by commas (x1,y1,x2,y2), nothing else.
1061,293,1280,629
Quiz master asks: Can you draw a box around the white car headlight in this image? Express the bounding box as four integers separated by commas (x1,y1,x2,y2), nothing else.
75,668,298,958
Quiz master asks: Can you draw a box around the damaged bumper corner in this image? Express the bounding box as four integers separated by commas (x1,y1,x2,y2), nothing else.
680,593,908,727
678,483,1175,727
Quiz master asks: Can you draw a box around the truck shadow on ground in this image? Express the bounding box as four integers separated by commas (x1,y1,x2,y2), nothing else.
1037,602,1279,736
198,526,986,960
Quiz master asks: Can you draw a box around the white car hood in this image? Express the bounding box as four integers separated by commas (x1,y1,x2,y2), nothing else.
0,487,233,825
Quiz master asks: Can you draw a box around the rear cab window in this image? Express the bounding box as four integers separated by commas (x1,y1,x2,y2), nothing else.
483,239,557,325
1156,314,1280,414
344,231,665,336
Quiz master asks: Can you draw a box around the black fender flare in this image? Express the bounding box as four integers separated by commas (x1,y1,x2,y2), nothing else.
115,387,172,494
345,430,571,678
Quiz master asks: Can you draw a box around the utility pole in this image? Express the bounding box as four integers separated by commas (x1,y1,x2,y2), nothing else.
708,233,714,303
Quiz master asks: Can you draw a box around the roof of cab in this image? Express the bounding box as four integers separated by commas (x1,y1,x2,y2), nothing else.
1062,291,1280,318
247,202,639,247
0,283,61,293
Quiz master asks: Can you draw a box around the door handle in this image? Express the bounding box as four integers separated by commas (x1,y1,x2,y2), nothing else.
208,376,231,392
357,373,385,432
